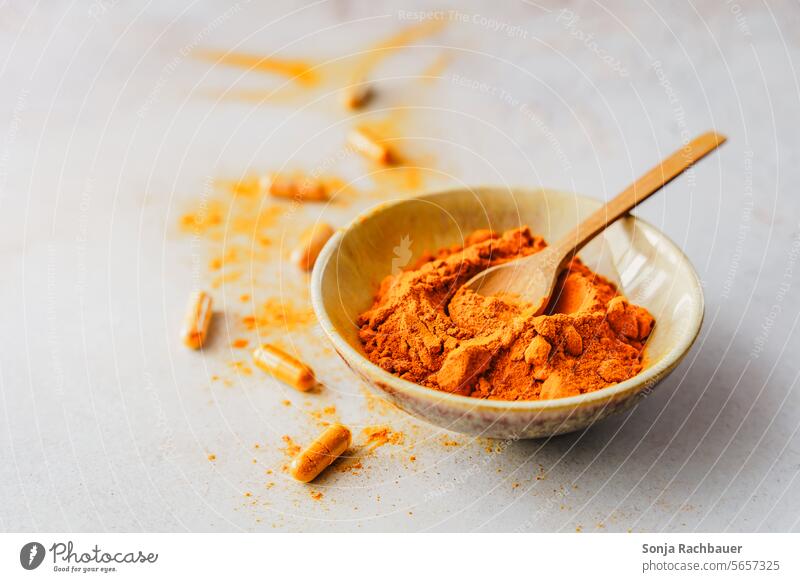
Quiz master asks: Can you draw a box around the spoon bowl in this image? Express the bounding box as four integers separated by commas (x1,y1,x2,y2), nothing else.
311,187,705,439
464,246,560,315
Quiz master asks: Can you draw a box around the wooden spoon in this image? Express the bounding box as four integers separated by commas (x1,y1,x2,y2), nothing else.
464,131,727,312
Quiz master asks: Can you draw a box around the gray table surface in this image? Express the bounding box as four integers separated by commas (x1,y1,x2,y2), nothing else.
2,0,799,532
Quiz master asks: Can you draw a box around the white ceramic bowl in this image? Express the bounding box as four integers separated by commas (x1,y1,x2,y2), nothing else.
311,187,703,439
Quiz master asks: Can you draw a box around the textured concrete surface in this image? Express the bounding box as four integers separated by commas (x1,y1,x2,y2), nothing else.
1,0,799,532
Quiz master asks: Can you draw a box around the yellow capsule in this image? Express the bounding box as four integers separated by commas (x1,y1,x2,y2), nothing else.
291,222,335,272
181,290,212,349
340,81,373,110
263,172,328,202
347,127,393,165
290,424,352,483
252,344,316,391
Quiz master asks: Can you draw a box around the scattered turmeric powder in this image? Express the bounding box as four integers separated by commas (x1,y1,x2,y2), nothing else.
358,227,654,400
228,360,253,376
281,435,301,458
241,297,315,332
362,425,404,450
194,50,320,86
309,406,338,425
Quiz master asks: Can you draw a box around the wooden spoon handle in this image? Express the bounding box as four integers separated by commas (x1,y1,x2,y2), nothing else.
552,131,727,264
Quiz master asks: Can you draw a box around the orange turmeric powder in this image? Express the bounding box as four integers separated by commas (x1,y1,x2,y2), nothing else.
358,227,654,400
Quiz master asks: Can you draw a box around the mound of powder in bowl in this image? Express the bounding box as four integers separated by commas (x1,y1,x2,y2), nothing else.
357,227,655,400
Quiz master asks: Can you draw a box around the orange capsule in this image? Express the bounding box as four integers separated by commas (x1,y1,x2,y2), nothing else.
347,127,392,164
290,424,352,482
252,344,316,391
291,222,335,271
181,291,212,349
340,82,373,110
263,172,327,202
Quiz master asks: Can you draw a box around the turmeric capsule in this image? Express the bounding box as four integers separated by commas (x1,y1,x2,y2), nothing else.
252,344,316,391
290,424,352,482
340,82,373,110
263,172,328,202
347,127,393,164
181,290,213,349
290,222,335,271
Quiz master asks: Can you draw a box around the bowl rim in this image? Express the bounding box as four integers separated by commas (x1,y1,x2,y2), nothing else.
310,186,705,413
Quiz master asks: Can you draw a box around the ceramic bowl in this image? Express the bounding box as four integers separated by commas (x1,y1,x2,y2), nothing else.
310,187,703,439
